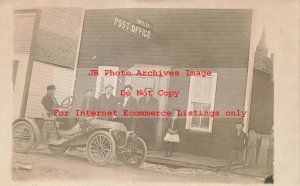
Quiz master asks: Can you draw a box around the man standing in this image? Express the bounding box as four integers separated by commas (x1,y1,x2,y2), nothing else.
42,85,59,117
81,89,97,111
137,87,159,150
118,84,138,130
97,83,118,120
41,85,64,142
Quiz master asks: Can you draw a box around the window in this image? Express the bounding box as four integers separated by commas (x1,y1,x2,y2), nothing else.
95,66,119,98
186,73,217,132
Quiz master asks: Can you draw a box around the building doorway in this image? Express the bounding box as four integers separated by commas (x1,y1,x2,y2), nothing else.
125,64,171,150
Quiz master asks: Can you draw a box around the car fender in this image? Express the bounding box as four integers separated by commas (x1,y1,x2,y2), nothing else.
12,118,41,142
58,128,111,147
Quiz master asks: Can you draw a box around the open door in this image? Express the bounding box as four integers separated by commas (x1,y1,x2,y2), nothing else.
125,64,171,150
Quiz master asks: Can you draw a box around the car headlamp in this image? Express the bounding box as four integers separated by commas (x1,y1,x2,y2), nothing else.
130,133,138,142
112,130,121,140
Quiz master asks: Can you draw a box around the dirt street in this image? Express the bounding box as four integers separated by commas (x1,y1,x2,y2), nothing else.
12,150,263,183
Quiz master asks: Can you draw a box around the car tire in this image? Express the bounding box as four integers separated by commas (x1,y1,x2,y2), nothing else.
12,121,35,153
86,130,116,166
120,137,147,167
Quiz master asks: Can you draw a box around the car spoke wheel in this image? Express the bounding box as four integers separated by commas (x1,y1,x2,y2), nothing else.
121,137,147,167
13,121,35,153
86,131,116,166
48,145,68,154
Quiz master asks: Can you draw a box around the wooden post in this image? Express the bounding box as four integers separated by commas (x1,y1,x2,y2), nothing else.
243,11,257,134
71,8,85,95
19,10,41,118
154,75,170,150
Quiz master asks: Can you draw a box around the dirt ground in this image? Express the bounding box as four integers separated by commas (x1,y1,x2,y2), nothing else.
12,149,263,183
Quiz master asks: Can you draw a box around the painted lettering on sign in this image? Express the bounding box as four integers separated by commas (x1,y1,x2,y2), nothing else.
113,16,156,41
136,18,153,29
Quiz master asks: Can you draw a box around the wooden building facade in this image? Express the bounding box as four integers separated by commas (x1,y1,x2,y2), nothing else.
73,9,253,159
13,8,83,119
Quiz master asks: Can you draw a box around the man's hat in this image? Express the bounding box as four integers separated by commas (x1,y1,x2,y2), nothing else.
124,84,133,91
144,87,153,92
47,85,56,90
105,83,114,89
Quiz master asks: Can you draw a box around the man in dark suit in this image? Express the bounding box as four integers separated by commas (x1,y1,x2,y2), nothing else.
42,85,59,117
81,89,97,111
118,84,138,130
97,83,118,121
137,87,159,150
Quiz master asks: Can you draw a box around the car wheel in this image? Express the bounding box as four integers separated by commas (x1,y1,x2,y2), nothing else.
13,121,35,153
86,130,116,166
120,137,147,167
48,145,68,154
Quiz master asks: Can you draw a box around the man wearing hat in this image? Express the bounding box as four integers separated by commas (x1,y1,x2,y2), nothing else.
42,85,60,117
81,89,97,111
97,83,119,120
118,84,138,130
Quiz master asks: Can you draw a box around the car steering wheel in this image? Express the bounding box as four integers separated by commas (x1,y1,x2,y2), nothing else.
61,96,74,109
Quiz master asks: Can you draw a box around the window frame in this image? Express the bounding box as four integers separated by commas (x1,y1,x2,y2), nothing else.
185,73,218,133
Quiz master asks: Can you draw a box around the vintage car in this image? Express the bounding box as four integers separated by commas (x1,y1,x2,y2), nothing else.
12,96,147,167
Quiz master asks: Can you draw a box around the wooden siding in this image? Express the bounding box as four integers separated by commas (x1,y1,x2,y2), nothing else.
168,68,247,116
78,9,252,69
34,29,78,68
13,12,36,118
25,61,74,118
13,9,82,119
167,68,247,159
14,12,36,53
39,8,83,41
33,8,83,69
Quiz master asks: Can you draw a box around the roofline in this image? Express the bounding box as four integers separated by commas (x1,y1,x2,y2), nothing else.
33,60,75,70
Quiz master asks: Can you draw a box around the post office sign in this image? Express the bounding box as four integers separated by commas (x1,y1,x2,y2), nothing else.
113,16,157,41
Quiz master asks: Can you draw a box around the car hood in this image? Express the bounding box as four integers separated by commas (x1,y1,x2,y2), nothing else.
87,119,127,131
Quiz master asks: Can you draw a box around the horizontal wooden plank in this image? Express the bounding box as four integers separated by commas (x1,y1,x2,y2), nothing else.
85,9,252,16
14,12,36,53
80,44,250,51
82,29,251,36
78,57,249,64
79,9,252,70
78,62,248,69
79,51,249,59
84,19,252,26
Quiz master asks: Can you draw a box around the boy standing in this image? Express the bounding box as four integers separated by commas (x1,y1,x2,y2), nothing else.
228,123,248,168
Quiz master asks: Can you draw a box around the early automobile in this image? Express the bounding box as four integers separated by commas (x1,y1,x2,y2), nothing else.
12,96,147,167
